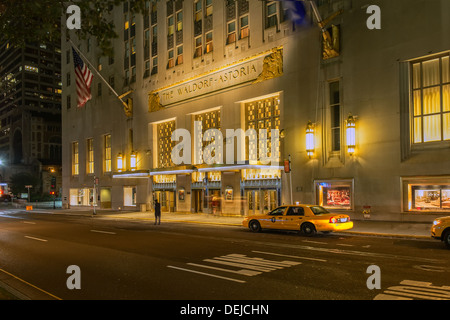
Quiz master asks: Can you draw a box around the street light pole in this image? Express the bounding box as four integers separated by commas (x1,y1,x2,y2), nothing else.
288,155,293,205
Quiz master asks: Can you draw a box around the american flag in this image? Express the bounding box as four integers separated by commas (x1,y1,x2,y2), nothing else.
72,47,93,107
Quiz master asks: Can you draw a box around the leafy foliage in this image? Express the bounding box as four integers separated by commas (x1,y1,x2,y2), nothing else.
9,172,40,196
0,0,148,56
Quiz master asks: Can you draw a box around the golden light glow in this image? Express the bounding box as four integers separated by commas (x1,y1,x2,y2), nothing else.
305,121,315,158
346,114,356,155
117,153,124,172
130,151,137,171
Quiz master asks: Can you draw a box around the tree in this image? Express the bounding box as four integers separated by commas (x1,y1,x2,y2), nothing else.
9,172,40,197
0,0,147,56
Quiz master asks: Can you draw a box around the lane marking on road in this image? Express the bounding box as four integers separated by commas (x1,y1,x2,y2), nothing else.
168,253,303,283
187,263,261,276
413,265,447,273
252,250,327,262
90,229,116,235
0,268,62,300
203,258,275,272
24,236,48,242
167,265,246,283
336,243,354,247
374,280,450,300
302,240,327,245
23,221,36,225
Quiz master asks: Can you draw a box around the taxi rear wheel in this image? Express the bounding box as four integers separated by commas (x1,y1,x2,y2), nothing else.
249,220,261,233
300,222,316,236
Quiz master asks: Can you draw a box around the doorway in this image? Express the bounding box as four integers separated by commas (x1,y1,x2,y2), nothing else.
192,189,203,213
155,190,175,212
246,190,260,215
246,189,278,215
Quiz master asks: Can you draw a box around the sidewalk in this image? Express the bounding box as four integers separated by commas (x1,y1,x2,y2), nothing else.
33,207,435,239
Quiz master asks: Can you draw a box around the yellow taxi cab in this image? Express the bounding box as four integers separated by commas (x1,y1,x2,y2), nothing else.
431,216,450,249
242,205,353,236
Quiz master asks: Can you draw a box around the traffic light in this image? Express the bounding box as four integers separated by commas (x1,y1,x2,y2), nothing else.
51,176,56,189
50,191,55,195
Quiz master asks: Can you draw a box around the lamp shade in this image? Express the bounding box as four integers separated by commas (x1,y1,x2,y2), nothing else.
346,114,356,155
130,151,137,171
117,153,124,172
306,121,315,158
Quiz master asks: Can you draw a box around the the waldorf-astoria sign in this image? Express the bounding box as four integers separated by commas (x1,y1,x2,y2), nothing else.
148,47,283,112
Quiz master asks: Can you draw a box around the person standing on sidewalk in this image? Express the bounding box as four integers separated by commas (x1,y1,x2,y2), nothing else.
154,199,161,225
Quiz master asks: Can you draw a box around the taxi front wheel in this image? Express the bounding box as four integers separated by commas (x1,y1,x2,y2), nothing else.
249,220,261,233
300,222,316,236
444,230,450,249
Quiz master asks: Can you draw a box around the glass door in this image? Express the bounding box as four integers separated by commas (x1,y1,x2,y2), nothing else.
246,190,261,215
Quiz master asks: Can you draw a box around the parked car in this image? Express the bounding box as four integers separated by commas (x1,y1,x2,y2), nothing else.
431,216,450,249
242,205,353,236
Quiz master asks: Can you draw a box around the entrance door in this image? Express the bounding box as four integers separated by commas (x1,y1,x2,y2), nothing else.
246,190,261,215
192,189,203,213
262,190,278,214
156,191,174,212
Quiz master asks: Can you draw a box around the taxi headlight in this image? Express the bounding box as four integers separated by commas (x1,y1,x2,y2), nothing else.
433,220,441,226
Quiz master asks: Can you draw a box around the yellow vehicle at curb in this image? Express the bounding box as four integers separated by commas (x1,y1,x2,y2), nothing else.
243,205,353,236
431,216,450,249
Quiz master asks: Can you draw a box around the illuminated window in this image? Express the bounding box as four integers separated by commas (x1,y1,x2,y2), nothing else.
157,120,176,168
315,180,353,210
194,109,221,165
167,49,175,69
176,11,183,32
329,81,341,152
411,54,450,143
124,186,136,206
176,45,183,65
240,15,249,39
227,21,236,45
244,95,281,162
72,142,79,176
87,138,94,174
194,36,202,58
193,0,213,57
25,65,39,73
168,16,174,35
205,32,213,53
104,134,111,173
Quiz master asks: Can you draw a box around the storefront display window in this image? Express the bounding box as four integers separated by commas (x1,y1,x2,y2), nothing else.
402,177,450,213
410,186,450,211
315,180,353,210
124,186,136,206
69,188,93,206
225,186,233,201
178,188,185,201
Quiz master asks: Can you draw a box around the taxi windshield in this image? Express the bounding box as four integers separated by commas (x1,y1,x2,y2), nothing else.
310,206,330,215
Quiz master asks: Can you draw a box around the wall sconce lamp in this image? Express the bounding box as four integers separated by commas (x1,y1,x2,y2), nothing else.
305,121,315,158
117,153,124,172
346,114,356,156
130,151,137,171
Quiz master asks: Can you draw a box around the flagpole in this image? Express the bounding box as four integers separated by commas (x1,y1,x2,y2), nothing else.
68,39,131,108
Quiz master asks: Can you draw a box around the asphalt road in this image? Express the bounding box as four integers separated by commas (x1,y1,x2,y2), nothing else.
0,209,449,304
